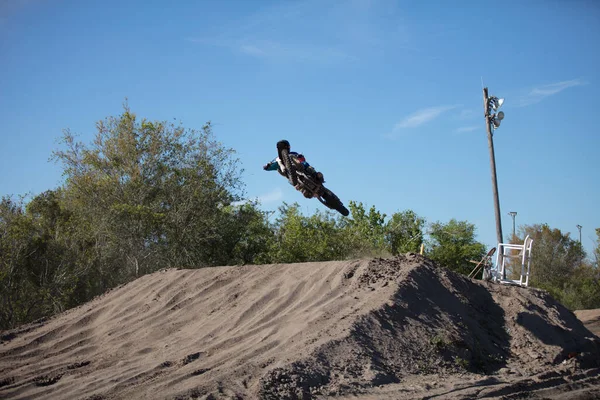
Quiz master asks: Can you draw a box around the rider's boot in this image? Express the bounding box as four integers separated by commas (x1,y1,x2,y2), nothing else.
316,171,324,183
306,166,324,184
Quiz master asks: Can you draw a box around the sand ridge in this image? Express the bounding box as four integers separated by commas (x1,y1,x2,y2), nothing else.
1,254,599,399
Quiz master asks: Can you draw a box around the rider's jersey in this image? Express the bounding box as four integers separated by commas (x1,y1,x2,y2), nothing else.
265,152,311,171
290,152,311,169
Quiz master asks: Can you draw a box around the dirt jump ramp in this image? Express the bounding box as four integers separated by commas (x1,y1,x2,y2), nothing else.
1,254,599,399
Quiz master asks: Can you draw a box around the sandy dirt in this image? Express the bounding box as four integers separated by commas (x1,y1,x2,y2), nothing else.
574,309,600,338
1,254,599,399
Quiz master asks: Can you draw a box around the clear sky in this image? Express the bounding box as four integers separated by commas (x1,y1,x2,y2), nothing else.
1,0,599,257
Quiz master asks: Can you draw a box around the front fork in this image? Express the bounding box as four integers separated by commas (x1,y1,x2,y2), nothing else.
275,157,286,173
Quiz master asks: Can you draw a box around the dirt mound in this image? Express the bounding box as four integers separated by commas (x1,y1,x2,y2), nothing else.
1,254,599,399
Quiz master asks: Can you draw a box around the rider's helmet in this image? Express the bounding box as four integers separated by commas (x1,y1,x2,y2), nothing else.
296,154,306,163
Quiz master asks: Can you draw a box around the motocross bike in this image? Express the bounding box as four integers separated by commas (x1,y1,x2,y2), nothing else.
275,140,350,217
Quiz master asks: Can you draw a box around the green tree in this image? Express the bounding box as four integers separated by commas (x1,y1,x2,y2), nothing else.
1,106,268,328
342,201,388,257
520,224,584,289
265,203,426,262
268,203,348,263
220,202,275,266
51,105,245,298
516,223,594,309
0,196,34,328
427,219,487,275
559,262,600,310
0,192,77,329
23,190,81,309
385,210,425,255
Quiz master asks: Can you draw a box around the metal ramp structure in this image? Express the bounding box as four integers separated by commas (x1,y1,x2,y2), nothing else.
493,235,534,287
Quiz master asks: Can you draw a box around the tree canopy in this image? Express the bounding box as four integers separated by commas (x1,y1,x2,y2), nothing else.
427,219,487,275
1,107,254,329
517,223,599,310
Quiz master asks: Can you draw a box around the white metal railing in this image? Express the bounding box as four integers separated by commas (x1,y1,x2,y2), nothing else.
493,235,534,287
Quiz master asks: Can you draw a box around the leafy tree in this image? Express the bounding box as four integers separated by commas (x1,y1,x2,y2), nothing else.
265,203,427,263
385,210,425,255
513,223,597,309
520,224,584,289
426,219,487,275
0,196,33,328
51,105,246,297
268,203,349,263
342,201,388,257
1,106,265,328
220,202,275,266
23,190,80,309
0,192,76,329
559,262,600,310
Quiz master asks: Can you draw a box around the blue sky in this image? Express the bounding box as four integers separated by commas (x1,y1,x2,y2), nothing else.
1,0,599,257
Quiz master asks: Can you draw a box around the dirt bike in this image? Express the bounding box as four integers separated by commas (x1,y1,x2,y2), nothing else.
275,140,350,217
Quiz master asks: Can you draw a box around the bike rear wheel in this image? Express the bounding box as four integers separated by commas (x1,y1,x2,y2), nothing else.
321,188,349,216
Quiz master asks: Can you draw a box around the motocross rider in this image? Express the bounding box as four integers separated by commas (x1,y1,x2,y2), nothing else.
263,149,324,197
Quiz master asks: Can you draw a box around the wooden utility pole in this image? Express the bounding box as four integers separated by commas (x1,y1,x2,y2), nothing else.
483,87,504,278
